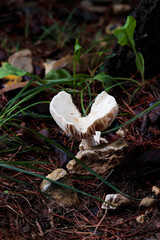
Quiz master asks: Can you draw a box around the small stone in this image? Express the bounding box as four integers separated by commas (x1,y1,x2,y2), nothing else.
152,186,160,196
67,138,128,175
41,168,79,207
8,49,33,73
101,193,130,210
136,210,149,224
136,214,145,224
139,197,157,208
116,128,125,138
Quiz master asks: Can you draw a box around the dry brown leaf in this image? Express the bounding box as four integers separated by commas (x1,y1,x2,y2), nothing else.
0,82,29,94
44,53,104,74
8,49,33,73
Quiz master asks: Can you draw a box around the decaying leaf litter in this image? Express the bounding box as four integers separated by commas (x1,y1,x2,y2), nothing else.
0,0,160,239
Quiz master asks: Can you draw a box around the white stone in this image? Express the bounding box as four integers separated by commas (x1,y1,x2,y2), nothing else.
102,193,130,210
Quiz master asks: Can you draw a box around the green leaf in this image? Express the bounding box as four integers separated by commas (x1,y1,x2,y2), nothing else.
103,99,160,134
105,53,117,59
136,52,145,77
114,16,136,48
4,190,9,194
45,69,71,80
0,63,27,78
94,72,114,89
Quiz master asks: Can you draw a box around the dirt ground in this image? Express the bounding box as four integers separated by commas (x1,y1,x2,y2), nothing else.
0,1,160,239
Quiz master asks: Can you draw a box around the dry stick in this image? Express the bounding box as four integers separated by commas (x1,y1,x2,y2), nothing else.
35,220,44,236
86,169,114,206
7,146,22,161
82,208,108,239
93,169,114,194
83,170,114,239
93,208,108,236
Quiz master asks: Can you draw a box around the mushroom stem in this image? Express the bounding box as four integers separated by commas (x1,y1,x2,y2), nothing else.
81,135,99,150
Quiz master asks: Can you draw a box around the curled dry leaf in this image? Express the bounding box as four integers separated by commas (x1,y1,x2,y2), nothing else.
44,53,104,74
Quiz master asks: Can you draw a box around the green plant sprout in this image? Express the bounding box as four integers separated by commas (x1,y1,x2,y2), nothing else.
73,39,84,94
114,16,145,84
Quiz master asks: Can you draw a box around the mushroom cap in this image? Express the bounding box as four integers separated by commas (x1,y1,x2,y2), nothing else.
50,91,118,139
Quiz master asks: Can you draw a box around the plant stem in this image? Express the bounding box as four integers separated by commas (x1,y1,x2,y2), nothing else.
81,135,98,150
132,45,145,85
73,53,76,97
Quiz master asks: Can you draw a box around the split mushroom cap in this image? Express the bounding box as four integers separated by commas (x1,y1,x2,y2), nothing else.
50,91,118,139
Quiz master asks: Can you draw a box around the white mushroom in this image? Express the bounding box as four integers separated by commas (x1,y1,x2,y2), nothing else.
50,91,118,149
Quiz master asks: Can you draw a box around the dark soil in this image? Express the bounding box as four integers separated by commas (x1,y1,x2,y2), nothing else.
0,1,160,239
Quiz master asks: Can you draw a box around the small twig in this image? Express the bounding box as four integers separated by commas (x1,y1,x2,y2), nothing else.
93,208,108,236
93,169,114,194
6,205,21,216
35,220,44,236
82,208,108,240
7,146,22,161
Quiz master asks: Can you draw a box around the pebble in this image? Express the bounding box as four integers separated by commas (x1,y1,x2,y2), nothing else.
139,197,157,208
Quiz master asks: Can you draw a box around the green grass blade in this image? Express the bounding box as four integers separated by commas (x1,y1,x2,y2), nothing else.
3,76,36,114
80,89,86,116
1,101,49,125
23,126,138,200
5,122,136,199
0,163,116,206
103,99,160,134
0,174,32,187
0,161,54,165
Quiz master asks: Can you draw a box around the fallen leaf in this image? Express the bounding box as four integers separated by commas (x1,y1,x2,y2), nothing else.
0,82,28,94
105,23,122,35
8,49,33,73
43,53,104,74
2,75,22,87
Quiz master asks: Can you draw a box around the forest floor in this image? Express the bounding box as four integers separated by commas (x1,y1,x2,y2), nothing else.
0,1,160,239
